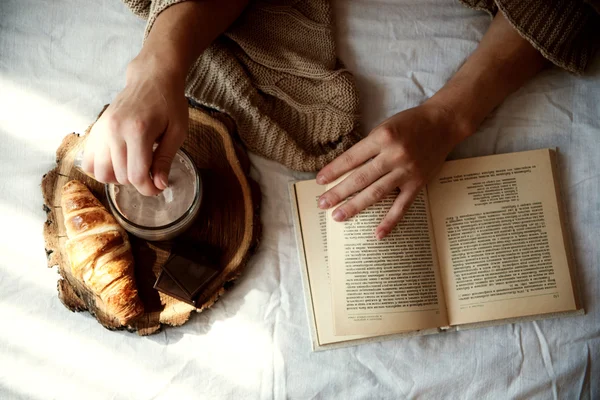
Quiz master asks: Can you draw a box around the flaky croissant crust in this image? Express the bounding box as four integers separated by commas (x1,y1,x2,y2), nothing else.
61,180,144,325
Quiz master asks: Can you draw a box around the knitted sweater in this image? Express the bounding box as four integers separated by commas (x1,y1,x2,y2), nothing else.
123,0,361,172
122,0,599,171
460,0,600,74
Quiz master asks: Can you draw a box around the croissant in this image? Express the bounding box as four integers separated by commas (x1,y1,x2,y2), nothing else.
61,180,144,325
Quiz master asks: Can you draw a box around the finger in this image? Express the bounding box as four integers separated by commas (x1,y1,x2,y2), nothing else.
318,156,391,209
331,169,404,222
151,125,186,190
110,139,129,185
375,184,421,240
82,139,95,177
316,137,379,185
126,136,160,196
93,144,118,184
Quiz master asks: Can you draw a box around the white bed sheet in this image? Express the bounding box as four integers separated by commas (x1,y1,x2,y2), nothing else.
0,0,598,399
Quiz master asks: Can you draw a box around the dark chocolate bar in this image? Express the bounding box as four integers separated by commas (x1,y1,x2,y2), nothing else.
153,242,221,305
162,252,220,298
154,270,198,307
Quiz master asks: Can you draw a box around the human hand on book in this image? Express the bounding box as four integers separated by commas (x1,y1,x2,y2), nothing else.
316,102,468,239
315,11,549,239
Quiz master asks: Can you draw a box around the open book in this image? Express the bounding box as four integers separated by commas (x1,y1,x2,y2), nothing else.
290,149,582,351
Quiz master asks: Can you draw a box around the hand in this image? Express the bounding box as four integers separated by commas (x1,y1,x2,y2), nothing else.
82,57,189,196
315,10,547,239
316,102,469,239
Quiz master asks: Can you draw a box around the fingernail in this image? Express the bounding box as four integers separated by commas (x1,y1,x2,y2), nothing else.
332,209,346,222
376,230,386,240
316,175,327,185
158,174,168,190
318,197,330,209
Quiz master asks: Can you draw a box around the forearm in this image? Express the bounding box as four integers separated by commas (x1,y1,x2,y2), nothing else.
427,11,547,144
129,0,249,86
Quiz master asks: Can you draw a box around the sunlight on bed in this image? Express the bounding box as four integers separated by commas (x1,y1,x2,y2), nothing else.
0,201,46,254
0,77,90,152
0,301,222,399
190,316,278,388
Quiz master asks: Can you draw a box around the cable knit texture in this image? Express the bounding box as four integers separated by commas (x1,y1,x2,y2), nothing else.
460,0,600,74
122,0,361,171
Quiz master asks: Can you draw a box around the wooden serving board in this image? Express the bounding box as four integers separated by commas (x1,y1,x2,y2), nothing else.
41,106,261,335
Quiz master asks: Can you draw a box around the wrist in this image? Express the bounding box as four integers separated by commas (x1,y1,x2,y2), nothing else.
127,50,187,91
423,89,477,147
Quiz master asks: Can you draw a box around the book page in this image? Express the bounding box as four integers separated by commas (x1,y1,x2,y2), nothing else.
428,149,577,326
327,186,449,336
293,180,369,345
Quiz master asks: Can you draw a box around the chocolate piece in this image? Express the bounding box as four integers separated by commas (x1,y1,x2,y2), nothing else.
163,254,220,298
153,242,221,305
154,270,198,307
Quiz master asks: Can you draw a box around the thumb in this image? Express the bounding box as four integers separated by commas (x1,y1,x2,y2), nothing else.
151,127,185,191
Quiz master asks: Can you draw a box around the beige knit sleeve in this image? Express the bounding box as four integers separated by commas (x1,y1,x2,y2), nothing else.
118,0,363,172
459,0,600,74
121,0,190,38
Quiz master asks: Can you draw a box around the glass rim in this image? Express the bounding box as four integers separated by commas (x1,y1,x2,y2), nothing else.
105,148,202,232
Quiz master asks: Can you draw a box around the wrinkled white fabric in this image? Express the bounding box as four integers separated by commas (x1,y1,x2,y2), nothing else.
0,0,598,399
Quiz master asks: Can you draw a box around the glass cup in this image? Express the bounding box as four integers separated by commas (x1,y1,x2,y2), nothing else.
105,148,202,241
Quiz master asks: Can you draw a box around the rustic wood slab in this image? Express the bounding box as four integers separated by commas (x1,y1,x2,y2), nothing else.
42,106,261,335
